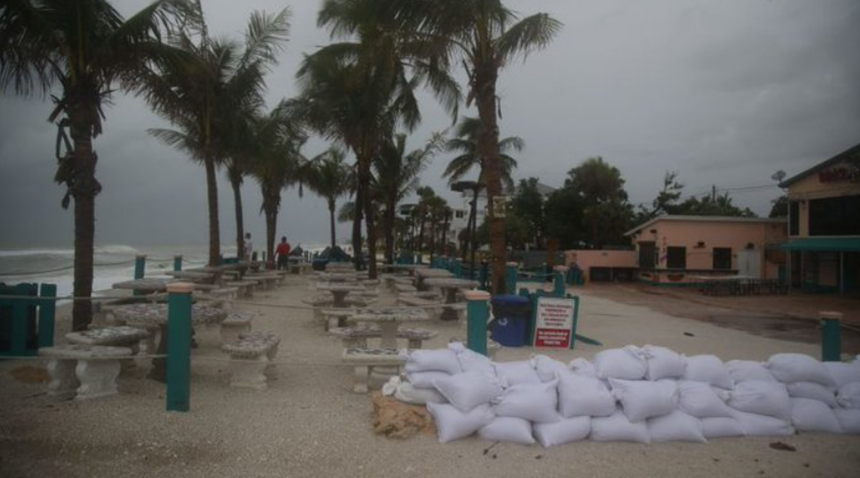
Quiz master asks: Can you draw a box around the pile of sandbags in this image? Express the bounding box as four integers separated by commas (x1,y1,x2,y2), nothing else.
395,343,860,446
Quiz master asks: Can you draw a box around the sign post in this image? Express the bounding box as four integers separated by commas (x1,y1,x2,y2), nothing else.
532,296,579,349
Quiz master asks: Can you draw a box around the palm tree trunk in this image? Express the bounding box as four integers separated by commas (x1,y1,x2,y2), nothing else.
230,173,244,260
69,127,97,331
352,178,364,269
417,210,426,260
428,215,436,262
204,156,221,267
328,199,337,248
265,201,277,270
359,157,378,279
441,213,449,257
384,202,395,264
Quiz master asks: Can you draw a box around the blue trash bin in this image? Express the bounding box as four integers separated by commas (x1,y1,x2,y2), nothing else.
489,295,532,347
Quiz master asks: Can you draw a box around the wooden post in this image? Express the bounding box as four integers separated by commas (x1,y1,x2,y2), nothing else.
38,284,56,349
174,255,183,272
553,266,567,297
505,262,518,295
465,290,490,356
166,282,194,412
134,255,146,297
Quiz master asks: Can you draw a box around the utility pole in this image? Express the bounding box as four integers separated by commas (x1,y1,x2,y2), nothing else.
711,184,717,202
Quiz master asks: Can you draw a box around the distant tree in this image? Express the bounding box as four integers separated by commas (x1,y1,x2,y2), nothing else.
545,187,586,249
566,157,633,248
769,195,789,218
510,178,546,248
676,193,756,217
305,148,353,248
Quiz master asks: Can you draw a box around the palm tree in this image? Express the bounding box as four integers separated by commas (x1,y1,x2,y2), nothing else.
443,117,523,190
305,148,353,248
141,8,290,266
372,132,442,263
0,0,194,330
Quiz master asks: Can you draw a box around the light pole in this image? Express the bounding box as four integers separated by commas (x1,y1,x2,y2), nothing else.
452,181,482,279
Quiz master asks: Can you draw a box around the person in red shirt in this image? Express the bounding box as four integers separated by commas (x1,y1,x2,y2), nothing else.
275,236,292,270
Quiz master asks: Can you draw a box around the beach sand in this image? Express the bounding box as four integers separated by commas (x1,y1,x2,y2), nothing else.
1,277,858,478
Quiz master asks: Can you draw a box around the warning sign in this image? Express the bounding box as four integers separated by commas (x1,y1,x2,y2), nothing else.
533,297,576,349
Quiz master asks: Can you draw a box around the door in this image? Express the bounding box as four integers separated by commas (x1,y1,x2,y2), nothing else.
737,249,761,279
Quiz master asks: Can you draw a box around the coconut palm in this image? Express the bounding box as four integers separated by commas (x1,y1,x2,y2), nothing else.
443,117,523,190
0,0,195,330
305,148,353,248
141,8,290,266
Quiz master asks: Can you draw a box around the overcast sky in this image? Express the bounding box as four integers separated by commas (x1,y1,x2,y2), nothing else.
1,0,858,249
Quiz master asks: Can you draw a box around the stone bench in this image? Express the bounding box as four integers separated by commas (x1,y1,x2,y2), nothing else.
394,283,418,294
342,347,404,393
220,311,254,344
320,309,355,331
396,295,442,310
330,325,437,350
221,331,281,390
65,326,150,370
39,345,133,400
224,280,257,298
398,291,441,301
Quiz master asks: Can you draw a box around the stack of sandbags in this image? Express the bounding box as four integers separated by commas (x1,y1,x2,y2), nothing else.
826,357,860,433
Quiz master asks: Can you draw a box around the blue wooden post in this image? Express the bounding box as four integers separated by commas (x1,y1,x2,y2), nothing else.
821,311,842,362
166,283,193,412
465,290,490,356
134,255,146,296
505,262,518,295
10,295,28,356
553,267,566,297
38,284,56,348
452,260,463,279
174,255,183,272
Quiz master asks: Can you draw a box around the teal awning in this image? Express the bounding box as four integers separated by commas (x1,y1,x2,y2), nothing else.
779,238,860,252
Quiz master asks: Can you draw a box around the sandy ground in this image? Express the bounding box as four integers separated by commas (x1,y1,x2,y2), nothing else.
1,276,859,478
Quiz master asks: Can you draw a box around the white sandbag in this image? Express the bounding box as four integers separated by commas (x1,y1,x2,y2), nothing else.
494,361,541,386
590,409,651,444
701,417,745,438
593,346,647,380
449,342,494,374
725,380,791,421
824,361,860,388
726,360,776,383
683,355,733,389
533,416,591,447
433,371,504,412
609,378,679,423
383,377,447,405
494,380,559,424
404,349,462,374
478,417,535,445
557,372,616,418
406,370,451,389
790,398,841,434
677,381,734,418
786,382,837,408
569,358,597,377
836,382,860,409
531,354,570,382
833,408,860,434
766,353,835,387
642,345,687,380
647,410,706,443
427,403,495,443
732,410,794,436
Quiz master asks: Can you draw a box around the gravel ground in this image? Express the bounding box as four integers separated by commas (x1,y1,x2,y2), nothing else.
1,276,859,478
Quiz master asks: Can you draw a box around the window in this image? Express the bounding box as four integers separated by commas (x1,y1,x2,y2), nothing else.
638,242,656,269
809,195,860,236
667,247,686,269
455,210,466,219
789,201,799,236
713,248,732,270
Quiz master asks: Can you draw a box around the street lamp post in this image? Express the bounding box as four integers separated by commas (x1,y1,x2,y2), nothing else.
452,181,482,280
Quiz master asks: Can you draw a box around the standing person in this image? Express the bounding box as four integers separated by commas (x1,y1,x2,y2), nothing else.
244,232,254,262
275,236,292,270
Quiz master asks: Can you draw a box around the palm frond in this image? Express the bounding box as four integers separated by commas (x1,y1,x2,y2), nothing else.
494,13,562,64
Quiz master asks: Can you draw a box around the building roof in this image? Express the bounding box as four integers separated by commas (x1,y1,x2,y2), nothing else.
779,143,860,188
625,215,786,237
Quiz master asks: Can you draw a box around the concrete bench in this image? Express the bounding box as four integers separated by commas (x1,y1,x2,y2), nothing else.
39,345,133,400
65,326,150,371
342,347,403,393
223,280,257,298
398,291,441,301
396,295,442,310
220,311,254,344
320,309,355,331
394,283,418,294
221,331,281,390
330,325,437,349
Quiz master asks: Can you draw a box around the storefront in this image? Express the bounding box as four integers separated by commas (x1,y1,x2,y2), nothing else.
779,143,860,295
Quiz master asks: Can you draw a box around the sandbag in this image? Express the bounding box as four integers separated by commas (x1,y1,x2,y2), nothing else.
557,371,616,418
433,371,504,412
701,417,745,439
531,354,570,382
406,370,451,389
766,353,835,387
569,358,597,377
647,410,706,443
383,377,447,405
404,349,462,374
590,409,651,444
593,346,647,380
494,380,559,424
493,361,541,386
732,410,794,436
427,402,495,443
786,382,837,408
449,342,494,374
824,361,860,388
683,355,733,389
533,416,591,447
609,378,679,423
642,345,687,381
726,360,776,383
478,417,535,445
833,408,860,434
725,380,791,421
677,380,734,418
836,382,860,409
790,398,841,434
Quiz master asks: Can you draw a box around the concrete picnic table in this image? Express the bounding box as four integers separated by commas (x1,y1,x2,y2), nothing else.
424,277,479,321
164,270,215,282
111,302,227,382
314,271,362,283
245,272,282,290
349,307,431,349
316,282,366,307
413,268,455,290
112,278,173,294
386,264,429,276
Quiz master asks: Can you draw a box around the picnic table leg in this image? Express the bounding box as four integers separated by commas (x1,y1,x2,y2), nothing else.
148,325,168,383
332,291,347,308
440,287,459,321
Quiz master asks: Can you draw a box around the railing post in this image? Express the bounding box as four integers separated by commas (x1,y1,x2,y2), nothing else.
38,284,56,348
505,262,518,295
166,282,194,412
465,290,491,356
821,311,843,362
553,266,567,297
174,255,183,272
134,255,146,296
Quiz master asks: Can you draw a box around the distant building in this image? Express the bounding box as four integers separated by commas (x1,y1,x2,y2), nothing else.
779,143,860,294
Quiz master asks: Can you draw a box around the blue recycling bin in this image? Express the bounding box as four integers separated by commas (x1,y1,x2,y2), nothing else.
489,295,532,347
